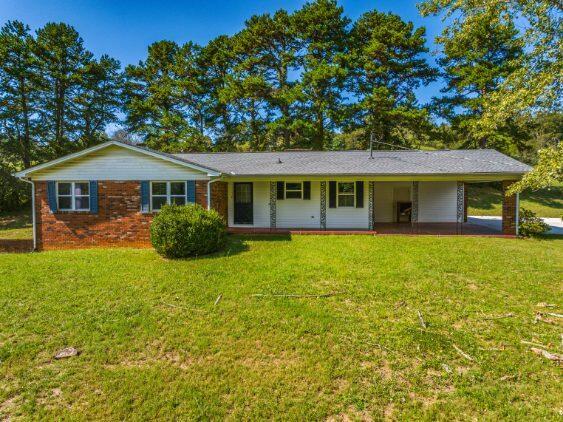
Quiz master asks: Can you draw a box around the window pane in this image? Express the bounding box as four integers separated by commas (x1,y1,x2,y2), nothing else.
286,182,301,191
58,183,71,195
152,182,167,196
338,195,354,207
338,182,354,194
74,182,89,195
171,196,186,205
58,196,72,209
286,191,302,199
170,182,185,195
152,196,167,210
75,196,89,210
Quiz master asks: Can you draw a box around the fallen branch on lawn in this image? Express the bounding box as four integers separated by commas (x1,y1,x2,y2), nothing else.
482,313,514,320
544,312,563,319
417,310,427,328
453,344,475,362
251,292,344,298
214,294,222,306
534,313,560,325
521,340,548,348
536,302,556,308
530,348,563,363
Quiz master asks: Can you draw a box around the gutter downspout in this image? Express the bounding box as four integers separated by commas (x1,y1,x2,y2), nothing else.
207,177,221,210
20,178,36,251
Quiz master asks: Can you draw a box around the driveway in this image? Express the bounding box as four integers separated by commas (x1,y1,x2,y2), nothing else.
469,216,563,235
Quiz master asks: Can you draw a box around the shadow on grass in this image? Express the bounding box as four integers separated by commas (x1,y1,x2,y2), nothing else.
534,234,563,241
469,183,563,212
0,209,31,231
467,184,502,211
231,234,292,242
166,234,292,262
523,186,563,209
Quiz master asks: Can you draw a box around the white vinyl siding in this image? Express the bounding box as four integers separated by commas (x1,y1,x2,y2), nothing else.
226,179,459,228
32,145,208,181
277,182,320,228
418,181,457,222
326,181,369,229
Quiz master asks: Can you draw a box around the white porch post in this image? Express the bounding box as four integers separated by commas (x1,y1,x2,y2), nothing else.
368,181,375,230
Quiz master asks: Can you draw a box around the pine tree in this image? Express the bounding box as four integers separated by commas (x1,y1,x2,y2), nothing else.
233,10,301,149
198,35,239,150
75,55,123,148
34,23,93,157
293,0,350,150
0,21,40,168
124,40,210,152
434,10,523,152
347,11,437,149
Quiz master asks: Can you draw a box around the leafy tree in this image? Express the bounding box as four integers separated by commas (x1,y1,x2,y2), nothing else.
75,55,123,148
34,23,93,157
124,41,211,152
232,10,301,149
347,11,437,149
432,9,523,152
294,0,350,150
419,0,562,142
198,36,239,150
174,42,210,136
0,21,40,168
507,142,563,195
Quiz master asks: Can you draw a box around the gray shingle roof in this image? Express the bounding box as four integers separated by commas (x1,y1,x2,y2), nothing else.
175,149,531,176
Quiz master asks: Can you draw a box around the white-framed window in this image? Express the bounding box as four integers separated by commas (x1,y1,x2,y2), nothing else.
57,181,90,211
285,182,302,199
151,181,187,211
337,182,355,207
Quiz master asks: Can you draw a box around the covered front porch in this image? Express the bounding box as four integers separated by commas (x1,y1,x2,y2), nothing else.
218,178,519,236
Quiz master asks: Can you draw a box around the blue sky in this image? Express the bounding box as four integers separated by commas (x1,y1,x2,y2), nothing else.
1,0,445,104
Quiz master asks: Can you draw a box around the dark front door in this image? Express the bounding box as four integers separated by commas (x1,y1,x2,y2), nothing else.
234,183,253,224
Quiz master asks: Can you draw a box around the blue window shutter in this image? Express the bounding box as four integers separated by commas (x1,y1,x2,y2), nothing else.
187,181,196,204
140,181,150,213
89,181,98,214
47,181,57,212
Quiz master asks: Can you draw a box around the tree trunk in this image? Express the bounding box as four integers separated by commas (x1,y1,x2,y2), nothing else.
313,110,325,150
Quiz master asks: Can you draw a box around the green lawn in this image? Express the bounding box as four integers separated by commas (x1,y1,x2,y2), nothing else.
0,210,32,240
1,236,561,420
468,183,563,217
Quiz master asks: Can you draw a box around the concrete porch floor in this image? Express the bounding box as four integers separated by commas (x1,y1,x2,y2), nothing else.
228,221,508,236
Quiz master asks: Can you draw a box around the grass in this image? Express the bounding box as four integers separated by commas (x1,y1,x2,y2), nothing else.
468,183,563,218
0,236,562,420
0,210,32,240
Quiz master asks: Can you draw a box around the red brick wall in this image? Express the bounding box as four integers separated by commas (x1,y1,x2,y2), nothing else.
502,180,517,235
211,181,228,222
34,180,210,250
196,180,208,210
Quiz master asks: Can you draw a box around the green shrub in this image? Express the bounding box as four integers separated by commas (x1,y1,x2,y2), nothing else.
150,203,227,258
519,208,549,237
